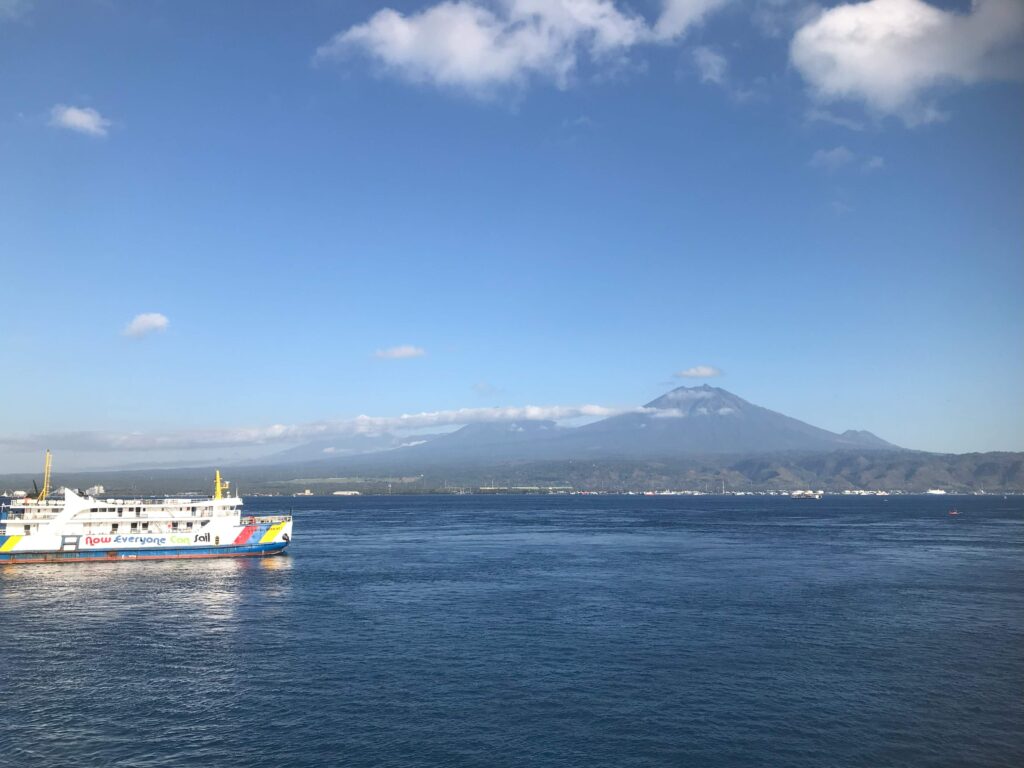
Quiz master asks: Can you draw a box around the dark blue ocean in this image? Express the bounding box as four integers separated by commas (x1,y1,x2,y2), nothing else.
1,495,1022,767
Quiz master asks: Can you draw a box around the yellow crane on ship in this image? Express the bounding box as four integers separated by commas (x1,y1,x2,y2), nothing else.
37,449,52,501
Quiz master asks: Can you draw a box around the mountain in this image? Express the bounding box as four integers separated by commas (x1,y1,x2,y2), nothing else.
313,384,898,467
3,386,1017,493
395,420,567,463
559,385,900,457
5,386,1020,495
838,430,897,450
74,384,898,484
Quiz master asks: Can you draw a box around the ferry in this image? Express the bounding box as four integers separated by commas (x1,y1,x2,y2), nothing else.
0,452,291,564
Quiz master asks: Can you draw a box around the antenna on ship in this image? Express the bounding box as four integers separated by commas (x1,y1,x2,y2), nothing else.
38,449,53,501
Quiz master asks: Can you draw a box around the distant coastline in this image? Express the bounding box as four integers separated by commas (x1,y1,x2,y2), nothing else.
2,449,1022,497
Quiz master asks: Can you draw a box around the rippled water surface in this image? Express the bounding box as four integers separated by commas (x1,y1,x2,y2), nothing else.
2,495,1022,767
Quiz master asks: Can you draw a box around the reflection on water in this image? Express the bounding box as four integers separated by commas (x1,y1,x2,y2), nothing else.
257,552,293,571
0,554,293,625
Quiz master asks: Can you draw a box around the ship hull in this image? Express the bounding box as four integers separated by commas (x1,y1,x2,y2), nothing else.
0,540,288,564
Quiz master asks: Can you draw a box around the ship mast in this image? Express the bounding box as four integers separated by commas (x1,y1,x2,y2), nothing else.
214,470,231,499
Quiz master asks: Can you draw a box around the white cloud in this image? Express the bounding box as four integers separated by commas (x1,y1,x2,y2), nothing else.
693,45,728,84
0,403,655,452
791,0,1024,125
317,0,730,95
374,344,426,359
122,313,169,338
675,365,722,378
49,104,112,137
809,145,855,170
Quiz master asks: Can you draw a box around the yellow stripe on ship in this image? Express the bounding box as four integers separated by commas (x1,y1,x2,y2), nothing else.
259,522,287,544
1,535,23,552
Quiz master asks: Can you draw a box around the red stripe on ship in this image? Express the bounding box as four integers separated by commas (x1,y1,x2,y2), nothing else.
233,525,259,545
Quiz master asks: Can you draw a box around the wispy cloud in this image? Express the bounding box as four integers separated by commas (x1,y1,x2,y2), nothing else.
374,344,426,359
656,0,730,40
122,313,169,338
0,403,657,453
805,107,864,131
316,0,730,97
0,0,32,21
809,146,885,173
675,365,722,378
472,381,501,396
562,114,595,130
693,45,728,85
863,155,885,172
809,145,855,171
791,0,1024,125
49,104,112,137
752,0,817,39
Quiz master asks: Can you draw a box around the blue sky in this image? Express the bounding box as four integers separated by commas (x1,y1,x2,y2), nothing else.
1,0,1022,471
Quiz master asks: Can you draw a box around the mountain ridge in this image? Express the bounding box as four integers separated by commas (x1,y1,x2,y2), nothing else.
248,384,899,468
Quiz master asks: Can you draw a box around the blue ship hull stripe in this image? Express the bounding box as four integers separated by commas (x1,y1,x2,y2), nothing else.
0,541,288,563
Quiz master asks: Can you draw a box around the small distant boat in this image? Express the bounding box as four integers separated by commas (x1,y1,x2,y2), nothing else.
790,490,823,500
948,508,960,516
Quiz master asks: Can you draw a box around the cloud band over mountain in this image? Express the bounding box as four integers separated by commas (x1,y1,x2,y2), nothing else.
0,403,645,453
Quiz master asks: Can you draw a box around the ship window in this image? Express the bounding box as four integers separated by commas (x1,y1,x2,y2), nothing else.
24,525,31,534
112,523,119,532
186,522,193,529
141,522,149,531
136,509,141,517
171,521,178,530
130,522,138,531
118,509,123,518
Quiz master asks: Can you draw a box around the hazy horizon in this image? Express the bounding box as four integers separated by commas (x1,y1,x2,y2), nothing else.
0,381,1015,474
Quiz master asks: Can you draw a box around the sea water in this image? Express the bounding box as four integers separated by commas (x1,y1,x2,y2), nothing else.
1,495,1022,767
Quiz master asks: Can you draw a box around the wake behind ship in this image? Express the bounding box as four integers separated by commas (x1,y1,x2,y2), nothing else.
0,455,291,564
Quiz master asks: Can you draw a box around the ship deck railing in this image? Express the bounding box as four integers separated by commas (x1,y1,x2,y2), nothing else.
15,497,226,505
241,515,292,524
